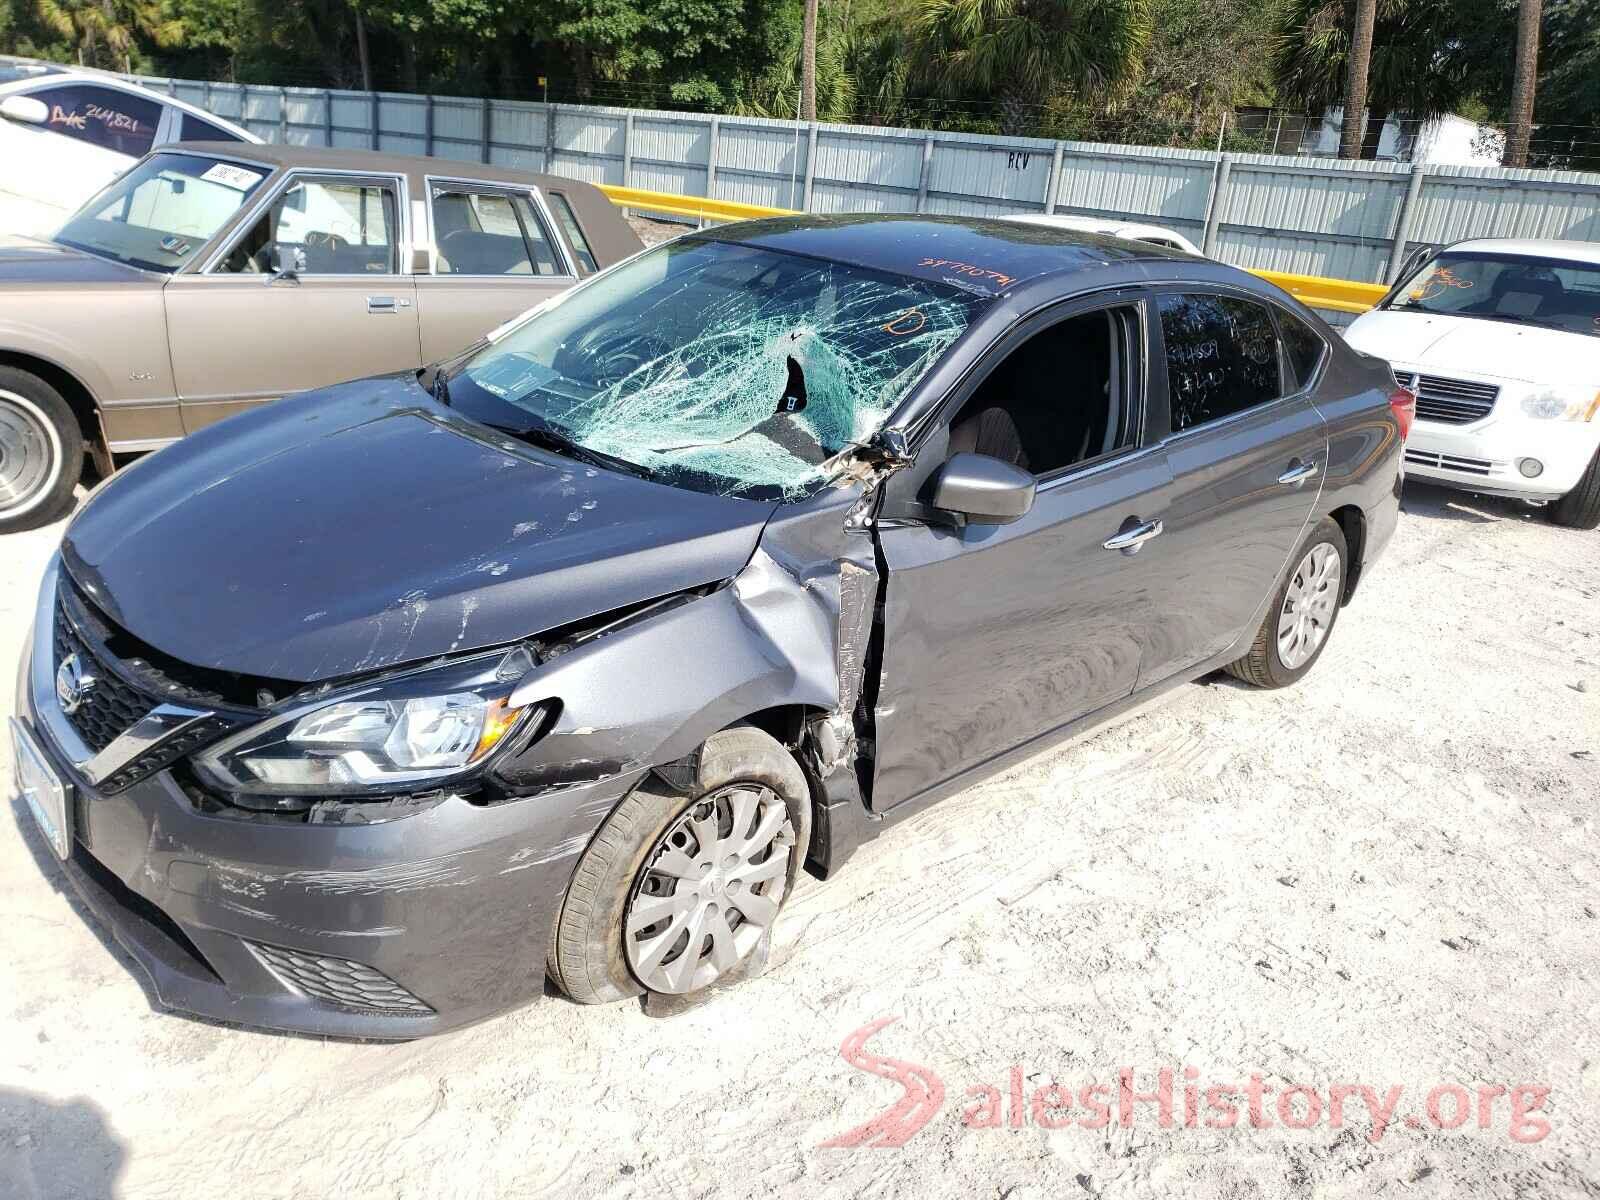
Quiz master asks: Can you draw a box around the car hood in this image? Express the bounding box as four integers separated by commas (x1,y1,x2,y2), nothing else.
0,234,154,286
62,375,778,683
1344,309,1600,389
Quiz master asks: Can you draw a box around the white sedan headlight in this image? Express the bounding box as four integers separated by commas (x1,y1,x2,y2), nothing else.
195,649,545,796
1521,387,1599,421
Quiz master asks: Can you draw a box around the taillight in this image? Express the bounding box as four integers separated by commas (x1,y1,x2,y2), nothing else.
1389,386,1417,441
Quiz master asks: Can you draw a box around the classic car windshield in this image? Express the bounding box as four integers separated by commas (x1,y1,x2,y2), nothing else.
1387,251,1600,337
54,152,267,273
446,238,984,500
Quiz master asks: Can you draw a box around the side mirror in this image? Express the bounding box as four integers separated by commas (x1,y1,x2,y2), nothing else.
267,244,307,284
931,452,1036,525
0,95,49,127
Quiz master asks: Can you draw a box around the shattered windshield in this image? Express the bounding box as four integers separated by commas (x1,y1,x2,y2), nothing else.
446,237,985,499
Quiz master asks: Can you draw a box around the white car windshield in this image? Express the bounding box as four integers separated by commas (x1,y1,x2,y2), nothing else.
1388,251,1600,337
445,238,984,500
54,152,267,273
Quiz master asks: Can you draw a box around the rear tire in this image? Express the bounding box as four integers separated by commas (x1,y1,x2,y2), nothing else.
1224,517,1348,689
548,726,811,1005
0,368,82,535
1547,447,1600,530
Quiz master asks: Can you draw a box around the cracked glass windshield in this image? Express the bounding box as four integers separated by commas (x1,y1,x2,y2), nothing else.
444,237,985,499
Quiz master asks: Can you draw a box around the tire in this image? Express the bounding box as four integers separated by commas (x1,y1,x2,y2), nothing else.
0,368,82,535
548,725,812,1005
1224,517,1349,689
1547,446,1600,530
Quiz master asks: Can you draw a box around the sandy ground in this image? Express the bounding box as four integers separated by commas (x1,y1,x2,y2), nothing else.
2,475,1598,1200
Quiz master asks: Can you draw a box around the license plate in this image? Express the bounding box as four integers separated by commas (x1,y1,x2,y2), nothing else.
9,718,72,860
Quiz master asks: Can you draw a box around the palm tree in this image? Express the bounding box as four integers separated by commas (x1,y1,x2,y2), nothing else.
1337,0,1377,158
1503,0,1543,166
802,0,819,121
32,0,182,72
912,0,1154,137
1273,0,1502,160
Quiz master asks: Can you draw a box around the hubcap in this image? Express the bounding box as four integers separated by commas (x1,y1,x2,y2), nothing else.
625,784,796,994
1277,541,1342,670
0,391,61,520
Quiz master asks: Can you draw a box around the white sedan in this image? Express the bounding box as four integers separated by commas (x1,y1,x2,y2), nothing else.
1343,238,1600,530
0,61,257,239
1002,212,1203,255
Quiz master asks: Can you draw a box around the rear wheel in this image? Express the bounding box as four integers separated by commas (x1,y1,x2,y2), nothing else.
1547,447,1600,530
548,726,811,1004
1224,517,1348,689
0,368,82,534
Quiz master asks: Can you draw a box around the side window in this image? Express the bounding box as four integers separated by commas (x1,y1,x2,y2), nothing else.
1277,309,1327,390
548,192,598,276
430,185,563,276
177,113,245,144
946,306,1139,477
32,84,160,156
219,177,398,275
1157,293,1283,432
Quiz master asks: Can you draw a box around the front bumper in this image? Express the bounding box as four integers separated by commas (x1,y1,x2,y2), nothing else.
12,582,641,1039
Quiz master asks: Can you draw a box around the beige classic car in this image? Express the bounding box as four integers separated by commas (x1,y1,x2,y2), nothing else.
0,142,643,531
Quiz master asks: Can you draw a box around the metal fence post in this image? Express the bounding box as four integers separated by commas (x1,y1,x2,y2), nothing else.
1202,153,1233,257
480,98,492,163
914,135,934,213
545,104,558,173
621,112,635,216
1386,163,1428,282
703,117,721,228
802,123,818,212
424,94,434,156
1044,140,1065,213
279,86,289,144
369,91,380,150
323,91,333,146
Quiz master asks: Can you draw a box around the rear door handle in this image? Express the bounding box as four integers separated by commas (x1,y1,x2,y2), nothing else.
367,295,397,313
1278,460,1319,486
1103,518,1164,554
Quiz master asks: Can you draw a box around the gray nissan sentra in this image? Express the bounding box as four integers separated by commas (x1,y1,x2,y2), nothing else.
10,215,1409,1037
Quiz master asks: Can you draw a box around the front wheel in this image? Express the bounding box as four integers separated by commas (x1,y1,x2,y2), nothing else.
1547,447,1600,530
1224,517,1349,689
548,726,811,1004
0,368,82,534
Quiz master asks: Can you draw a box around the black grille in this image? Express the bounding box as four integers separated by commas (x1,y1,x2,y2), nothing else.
1411,373,1499,425
247,942,433,1015
52,600,159,754
1405,448,1494,476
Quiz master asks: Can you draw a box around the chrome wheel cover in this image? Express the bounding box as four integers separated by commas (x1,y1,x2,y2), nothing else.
0,390,61,520
625,784,796,994
1278,540,1342,670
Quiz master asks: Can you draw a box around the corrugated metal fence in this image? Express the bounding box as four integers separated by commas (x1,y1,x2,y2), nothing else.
146,76,1600,289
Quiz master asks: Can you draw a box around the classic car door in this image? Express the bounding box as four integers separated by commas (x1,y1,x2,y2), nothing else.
413,180,576,363
1135,288,1330,688
162,170,420,433
869,295,1179,814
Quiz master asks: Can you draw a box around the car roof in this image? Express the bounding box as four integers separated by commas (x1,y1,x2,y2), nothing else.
0,63,257,141
172,141,596,195
1447,238,1600,265
1003,212,1197,243
698,214,1192,297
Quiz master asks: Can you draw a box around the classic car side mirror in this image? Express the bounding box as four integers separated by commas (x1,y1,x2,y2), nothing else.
931,452,1036,525
0,96,49,127
267,244,307,285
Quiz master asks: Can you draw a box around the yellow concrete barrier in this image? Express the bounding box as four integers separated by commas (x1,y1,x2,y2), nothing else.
597,185,1388,314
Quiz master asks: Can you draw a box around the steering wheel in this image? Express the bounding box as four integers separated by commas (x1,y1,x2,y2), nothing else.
559,321,674,389
304,231,350,252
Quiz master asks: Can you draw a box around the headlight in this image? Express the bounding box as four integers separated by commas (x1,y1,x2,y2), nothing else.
195,648,546,797
1521,388,1599,421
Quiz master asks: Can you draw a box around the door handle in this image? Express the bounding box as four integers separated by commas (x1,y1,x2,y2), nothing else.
1103,518,1164,554
367,295,398,313
1278,460,1320,486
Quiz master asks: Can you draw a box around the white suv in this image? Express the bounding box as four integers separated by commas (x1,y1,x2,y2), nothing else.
1343,238,1600,529
0,60,258,239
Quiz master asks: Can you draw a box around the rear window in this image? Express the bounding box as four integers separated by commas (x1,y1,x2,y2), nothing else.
547,192,598,276
30,83,160,156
